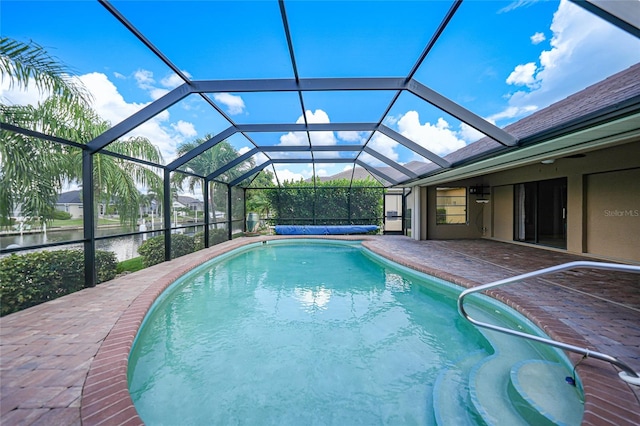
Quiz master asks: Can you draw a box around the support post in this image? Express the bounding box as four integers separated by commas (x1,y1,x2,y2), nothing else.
164,169,171,261
204,179,210,248
82,151,96,288
227,184,232,241
402,189,407,235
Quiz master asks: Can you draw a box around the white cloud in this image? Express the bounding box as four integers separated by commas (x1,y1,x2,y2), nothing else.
254,152,270,165
506,62,538,87
1,77,48,105
458,122,486,143
161,72,189,89
358,151,386,167
171,120,197,138
131,69,190,101
79,73,146,124
499,0,538,14
280,109,337,146
213,93,245,115
134,69,155,88
274,168,306,183
337,131,367,143
113,72,126,79
487,105,538,123
530,32,546,44
368,133,399,162
78,72,193,162
396,111,466,156
149,88,169,101
496,0,640,125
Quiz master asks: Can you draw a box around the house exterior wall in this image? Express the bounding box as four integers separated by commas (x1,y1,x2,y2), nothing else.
56,204,83,219
491,185,513,240
426,179,484,240
420,139,640,263
585,168,640,262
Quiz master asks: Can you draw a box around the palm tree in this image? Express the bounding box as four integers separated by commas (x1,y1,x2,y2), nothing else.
171,135,254,221
1,36,96,226
0,37,91,110
246,170,275,218
1,37,163,227
74,136,163,228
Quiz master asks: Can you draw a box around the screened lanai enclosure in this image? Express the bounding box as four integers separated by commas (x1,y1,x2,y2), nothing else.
1,0,639,294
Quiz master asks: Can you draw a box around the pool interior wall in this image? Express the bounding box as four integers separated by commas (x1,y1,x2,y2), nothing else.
127,239,584,425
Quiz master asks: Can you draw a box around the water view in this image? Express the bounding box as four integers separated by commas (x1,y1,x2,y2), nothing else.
0,227,157,262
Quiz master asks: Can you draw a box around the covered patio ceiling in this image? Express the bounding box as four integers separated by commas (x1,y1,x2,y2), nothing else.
4,0,640,188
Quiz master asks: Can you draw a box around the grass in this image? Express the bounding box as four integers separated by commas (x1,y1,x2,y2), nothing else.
116,257,144,274
49,217,124,228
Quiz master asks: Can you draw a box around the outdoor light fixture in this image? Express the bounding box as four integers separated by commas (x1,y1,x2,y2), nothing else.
470,185,490,204
541,159,556,164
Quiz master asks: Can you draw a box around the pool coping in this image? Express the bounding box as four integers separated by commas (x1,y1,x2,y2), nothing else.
78,235,639,425
3,235,636,425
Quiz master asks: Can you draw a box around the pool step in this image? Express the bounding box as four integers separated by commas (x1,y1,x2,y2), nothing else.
508,360,583,426
467,332,582,425
434,306,583,425
432,350,487,425
469,353,530,425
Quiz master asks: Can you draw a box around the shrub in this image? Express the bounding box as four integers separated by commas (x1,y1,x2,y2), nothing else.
0,249,118,316
96,250,118,282
137,234,195,267
193,229,228,251
52,210,72,220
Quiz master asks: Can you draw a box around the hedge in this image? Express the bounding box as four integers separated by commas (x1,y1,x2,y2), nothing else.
193,229,228,251
0,249,117,316
137,230,229,267
1,230,232,316
263,178,384,226
137,234,195,267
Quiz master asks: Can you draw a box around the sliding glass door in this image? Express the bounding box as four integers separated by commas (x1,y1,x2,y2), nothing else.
514,178,567,249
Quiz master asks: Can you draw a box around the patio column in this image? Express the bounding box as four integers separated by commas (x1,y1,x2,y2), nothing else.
204,179,210,248
82,151,96,287
411,187,421,241
163,169,171,261
227,184,232,241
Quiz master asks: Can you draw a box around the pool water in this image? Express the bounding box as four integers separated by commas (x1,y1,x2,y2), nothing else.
128,240,576,424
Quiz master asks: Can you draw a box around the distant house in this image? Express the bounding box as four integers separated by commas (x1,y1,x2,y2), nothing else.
56,190,84,218
175,195,204,213
56,190,112,218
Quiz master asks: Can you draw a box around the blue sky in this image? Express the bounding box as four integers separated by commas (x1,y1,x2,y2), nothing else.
2,0,639,185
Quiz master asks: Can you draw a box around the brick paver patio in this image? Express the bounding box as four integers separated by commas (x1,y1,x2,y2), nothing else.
1,236,638,425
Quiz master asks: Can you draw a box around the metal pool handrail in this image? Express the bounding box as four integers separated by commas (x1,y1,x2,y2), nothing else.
457,261,640,386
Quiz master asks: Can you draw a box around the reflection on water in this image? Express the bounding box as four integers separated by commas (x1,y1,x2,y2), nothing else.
0,227,186,262
1,224,214,261
293,286,332,312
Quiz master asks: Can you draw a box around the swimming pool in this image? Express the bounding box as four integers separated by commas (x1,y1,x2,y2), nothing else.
128,239,583,425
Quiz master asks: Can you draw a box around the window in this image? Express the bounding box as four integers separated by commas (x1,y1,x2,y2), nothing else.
436,187,467,224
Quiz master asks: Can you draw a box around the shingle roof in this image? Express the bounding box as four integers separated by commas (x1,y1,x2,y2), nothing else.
56,190,82,204
314,63,640,184
443,62,640,167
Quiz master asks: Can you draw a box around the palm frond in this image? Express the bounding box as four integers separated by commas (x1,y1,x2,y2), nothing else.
0,37,91,107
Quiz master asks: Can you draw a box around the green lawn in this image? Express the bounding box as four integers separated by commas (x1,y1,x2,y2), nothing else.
116,257,144,273
49,217,126,228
